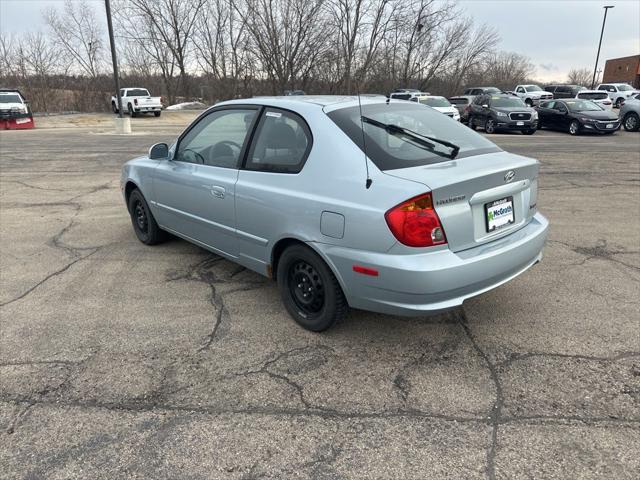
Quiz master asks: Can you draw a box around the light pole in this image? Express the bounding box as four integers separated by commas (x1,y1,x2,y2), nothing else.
105,0,122,119
591,5,614,89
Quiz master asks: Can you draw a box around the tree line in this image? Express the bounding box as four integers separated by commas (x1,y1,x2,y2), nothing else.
1,0,545,113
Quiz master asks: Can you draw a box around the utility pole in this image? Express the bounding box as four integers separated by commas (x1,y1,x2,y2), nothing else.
105,0,122,118
591,5,614,89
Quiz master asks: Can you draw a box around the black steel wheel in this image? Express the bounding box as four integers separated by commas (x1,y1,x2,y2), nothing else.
277,244,347,331
128,189,166,245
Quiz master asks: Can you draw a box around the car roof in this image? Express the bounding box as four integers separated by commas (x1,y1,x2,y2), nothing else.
0,89,25,98
218,95,413,113
576,89,605,94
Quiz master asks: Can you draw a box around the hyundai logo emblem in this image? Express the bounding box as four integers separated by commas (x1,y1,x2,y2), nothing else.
504,170,515,183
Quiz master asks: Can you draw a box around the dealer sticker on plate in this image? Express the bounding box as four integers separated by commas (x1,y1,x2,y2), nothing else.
485,197,515,232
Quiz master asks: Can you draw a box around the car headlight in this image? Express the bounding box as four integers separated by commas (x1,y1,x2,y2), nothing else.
581,117,595,123
496,111,507,117
531,111,538,119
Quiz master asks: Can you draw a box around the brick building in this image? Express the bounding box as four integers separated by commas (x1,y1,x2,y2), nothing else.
602,55,640,88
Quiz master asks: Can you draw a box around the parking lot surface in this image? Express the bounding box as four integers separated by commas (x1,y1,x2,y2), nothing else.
1,114,639,479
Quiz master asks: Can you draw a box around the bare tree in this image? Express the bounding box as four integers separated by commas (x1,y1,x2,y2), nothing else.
239,0,332,93
567,67,592,87
194,0,253,100
43,0,104,77
118,0,206,98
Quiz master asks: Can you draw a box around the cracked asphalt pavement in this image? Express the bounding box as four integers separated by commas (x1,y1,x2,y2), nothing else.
1,114,639,479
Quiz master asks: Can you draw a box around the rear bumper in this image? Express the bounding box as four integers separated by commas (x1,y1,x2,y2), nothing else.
1,116,34,130
315,213,548,316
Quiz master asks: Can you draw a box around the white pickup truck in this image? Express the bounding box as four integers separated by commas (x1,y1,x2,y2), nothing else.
111,88,162,117
513,84,554,106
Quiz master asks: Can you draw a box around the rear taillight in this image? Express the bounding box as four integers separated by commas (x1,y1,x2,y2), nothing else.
134,98,138,106
385,192,447,247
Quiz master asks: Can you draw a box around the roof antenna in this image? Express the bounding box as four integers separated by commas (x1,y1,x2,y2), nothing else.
356,87,372,189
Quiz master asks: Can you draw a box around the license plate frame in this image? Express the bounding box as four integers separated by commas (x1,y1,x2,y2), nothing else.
606,123,613,129
485,196,515,233
516,121,524,126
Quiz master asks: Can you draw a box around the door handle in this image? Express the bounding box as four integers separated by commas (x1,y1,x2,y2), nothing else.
209,186,225,198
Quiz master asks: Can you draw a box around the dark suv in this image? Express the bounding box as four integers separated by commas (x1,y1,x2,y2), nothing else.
544,84,586,99
468,93,537,134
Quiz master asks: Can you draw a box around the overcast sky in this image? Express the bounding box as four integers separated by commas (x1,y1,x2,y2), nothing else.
1,0,639,82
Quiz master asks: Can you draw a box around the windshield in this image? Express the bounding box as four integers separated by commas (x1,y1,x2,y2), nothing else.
0,94,23,103
525,85,543,92
419,97,451,108
127,89,150,96
617,84,633,91
577,92,608,100
565,100,603,112
491,97,526,108
327,102,501,170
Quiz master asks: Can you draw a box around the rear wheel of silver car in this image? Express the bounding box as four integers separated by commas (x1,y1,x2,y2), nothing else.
277,245,347,332
485,119,496,134
623,112,639,131
569,120,580,135
128,189,166,245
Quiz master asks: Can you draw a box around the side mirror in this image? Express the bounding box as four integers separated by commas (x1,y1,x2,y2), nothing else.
149,143,169,160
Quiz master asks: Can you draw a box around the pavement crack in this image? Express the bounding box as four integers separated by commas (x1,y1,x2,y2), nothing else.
457,309,502,480
6,402,34,434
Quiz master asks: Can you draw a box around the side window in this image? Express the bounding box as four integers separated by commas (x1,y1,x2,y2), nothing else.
119,89,125,97
557,86,569,94
610,86,617,92
176,108,258,168
555,103,567,113
516,87,525,94
597,85,608,91
541,101,554,109
245,109,311,173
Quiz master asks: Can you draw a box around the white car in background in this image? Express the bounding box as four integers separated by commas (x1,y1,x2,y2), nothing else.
596,83,640,108
412,95,461,121
575,90,613,109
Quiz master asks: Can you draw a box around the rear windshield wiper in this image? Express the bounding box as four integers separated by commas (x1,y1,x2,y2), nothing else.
361,116,460,159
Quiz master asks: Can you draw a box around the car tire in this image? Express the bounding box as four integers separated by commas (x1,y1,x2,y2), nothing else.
523,129,536,135
614,97,624,109
154,111,161,117
623,112,639,132
128,189,166,245
569,120,581,135
525,99,533,107
277,244,348,332
485,119,496,134
468,116,477,130
112,102,118,114
128,104,137,118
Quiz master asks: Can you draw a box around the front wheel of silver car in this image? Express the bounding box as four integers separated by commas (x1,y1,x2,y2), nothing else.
623,112,639,132
277,245,348,332
128,189,166,245
569,120,580,135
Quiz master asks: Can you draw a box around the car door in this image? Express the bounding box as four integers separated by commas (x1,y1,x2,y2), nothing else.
554,102,570,130
152,106,260,257
235,107,313,274
537,101,556,128
471,95,486,126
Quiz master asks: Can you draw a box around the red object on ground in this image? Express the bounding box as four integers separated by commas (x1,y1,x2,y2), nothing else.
2,116,35,130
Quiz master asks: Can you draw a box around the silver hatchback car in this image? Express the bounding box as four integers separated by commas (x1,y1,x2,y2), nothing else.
121,96,548,331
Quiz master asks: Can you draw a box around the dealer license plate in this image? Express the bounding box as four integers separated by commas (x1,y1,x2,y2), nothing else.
517,121,524,126
485,197,515,232
606,123,613,129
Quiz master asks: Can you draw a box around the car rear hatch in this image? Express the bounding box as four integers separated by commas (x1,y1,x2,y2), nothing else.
384,151,539,252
